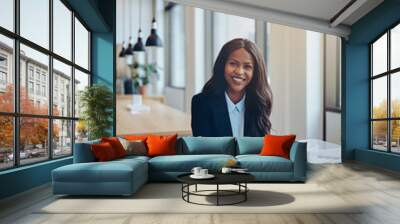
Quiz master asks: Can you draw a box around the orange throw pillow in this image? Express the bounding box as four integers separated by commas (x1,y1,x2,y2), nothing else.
259,134,296,159
146,134,177,157
124,135,148,141
101,137,127,158
91,142,117,161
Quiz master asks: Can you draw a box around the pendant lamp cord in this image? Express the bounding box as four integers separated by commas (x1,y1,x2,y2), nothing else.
129,0,132,37
152,0,155,20
139,0,142,32
122,0,125,42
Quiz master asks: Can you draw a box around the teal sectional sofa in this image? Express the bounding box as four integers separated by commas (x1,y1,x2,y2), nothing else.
52,137,307,196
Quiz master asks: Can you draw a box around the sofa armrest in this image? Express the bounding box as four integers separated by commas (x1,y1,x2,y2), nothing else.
289,142,307,181
73,140,100,163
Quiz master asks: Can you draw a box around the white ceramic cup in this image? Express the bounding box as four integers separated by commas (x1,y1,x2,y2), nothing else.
221,167,232,174
191,167,202,176
200,169,208,176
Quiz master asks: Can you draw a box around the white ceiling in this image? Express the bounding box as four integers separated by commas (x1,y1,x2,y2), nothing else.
225,0,352,22
170,0,384,37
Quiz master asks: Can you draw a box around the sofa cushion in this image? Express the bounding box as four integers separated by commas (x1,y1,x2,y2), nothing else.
236,155,293,172
119,138,147,156
260,134,296,159
115,155,150,163
73,140,100,163
236,137,263,155
91,142,118,161
180,137,235,155
53,158,147,183
147,134,177,157
101,137,127,158
124,135,148,141
149,154,235,172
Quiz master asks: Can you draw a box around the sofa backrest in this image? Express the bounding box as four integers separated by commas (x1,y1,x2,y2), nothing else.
73,139,100,163
179,137,236,155
235,137,263,155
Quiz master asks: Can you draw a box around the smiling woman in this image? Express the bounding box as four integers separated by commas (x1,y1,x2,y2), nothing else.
191,38,272,137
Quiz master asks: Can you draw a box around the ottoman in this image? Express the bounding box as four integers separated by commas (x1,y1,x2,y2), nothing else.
52,158,148,196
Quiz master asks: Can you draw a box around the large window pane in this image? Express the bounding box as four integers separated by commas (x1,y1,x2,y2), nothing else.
372,77,387,119
20,44,49,115
74,69,89,118
0,116,13,170
391,24,400,70
20,0,49,49
372,121,388,151
20,117,49,165
391,72,400,118
0,0,14,31
0,34,14,112
53,0,72,60
391,120,400,153
372,33,387,76
75,18,89,70
75,120,88,143
213,12,255,60
53,59,72,117
53,119,72,158
169,5,185,88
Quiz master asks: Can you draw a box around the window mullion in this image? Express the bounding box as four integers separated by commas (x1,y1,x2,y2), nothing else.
71,10,76,153
370,45,373,149
14,0,21,167
49,0,54,160
388,30,391,152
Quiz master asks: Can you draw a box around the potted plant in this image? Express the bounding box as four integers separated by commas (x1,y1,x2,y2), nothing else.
129,62,160,95
79,84,113,140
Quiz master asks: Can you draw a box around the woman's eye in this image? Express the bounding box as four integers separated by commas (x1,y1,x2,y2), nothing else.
245,65,253,70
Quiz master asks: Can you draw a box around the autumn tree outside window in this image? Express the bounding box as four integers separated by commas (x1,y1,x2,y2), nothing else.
370,23,400,154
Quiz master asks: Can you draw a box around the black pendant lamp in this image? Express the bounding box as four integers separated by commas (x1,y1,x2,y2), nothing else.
119,41,126,57
125,36,134,65
133,29,145,52
133,0,145,52
125,36,134,55
146,17,162,47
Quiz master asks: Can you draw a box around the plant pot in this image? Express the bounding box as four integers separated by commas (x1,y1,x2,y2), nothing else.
139,85,148,95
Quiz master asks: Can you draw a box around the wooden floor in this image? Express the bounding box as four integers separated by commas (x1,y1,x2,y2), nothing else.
1,162,400,224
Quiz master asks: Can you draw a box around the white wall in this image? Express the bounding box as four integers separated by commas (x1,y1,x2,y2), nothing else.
268,24,306,138
268,24,323,140
326,111,341,144
165,86,185,111
306,31,323,139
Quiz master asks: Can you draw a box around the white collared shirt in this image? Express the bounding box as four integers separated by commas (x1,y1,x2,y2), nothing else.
225,92,245,137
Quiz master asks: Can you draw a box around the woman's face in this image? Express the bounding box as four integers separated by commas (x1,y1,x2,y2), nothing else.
224,48,254,95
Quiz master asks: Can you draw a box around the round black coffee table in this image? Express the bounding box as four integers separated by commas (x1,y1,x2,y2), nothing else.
177,173,255,206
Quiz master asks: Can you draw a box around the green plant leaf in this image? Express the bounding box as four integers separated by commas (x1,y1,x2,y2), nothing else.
79,84,113,140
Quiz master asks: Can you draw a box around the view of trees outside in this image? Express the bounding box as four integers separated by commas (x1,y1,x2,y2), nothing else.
0,85,63,168
53,119,72,158
371,22,400,153
0,115,13,169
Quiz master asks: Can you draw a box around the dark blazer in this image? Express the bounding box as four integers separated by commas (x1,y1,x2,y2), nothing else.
191,92,265,137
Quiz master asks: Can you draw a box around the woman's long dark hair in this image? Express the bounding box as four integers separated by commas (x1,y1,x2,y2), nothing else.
202,38,273,134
